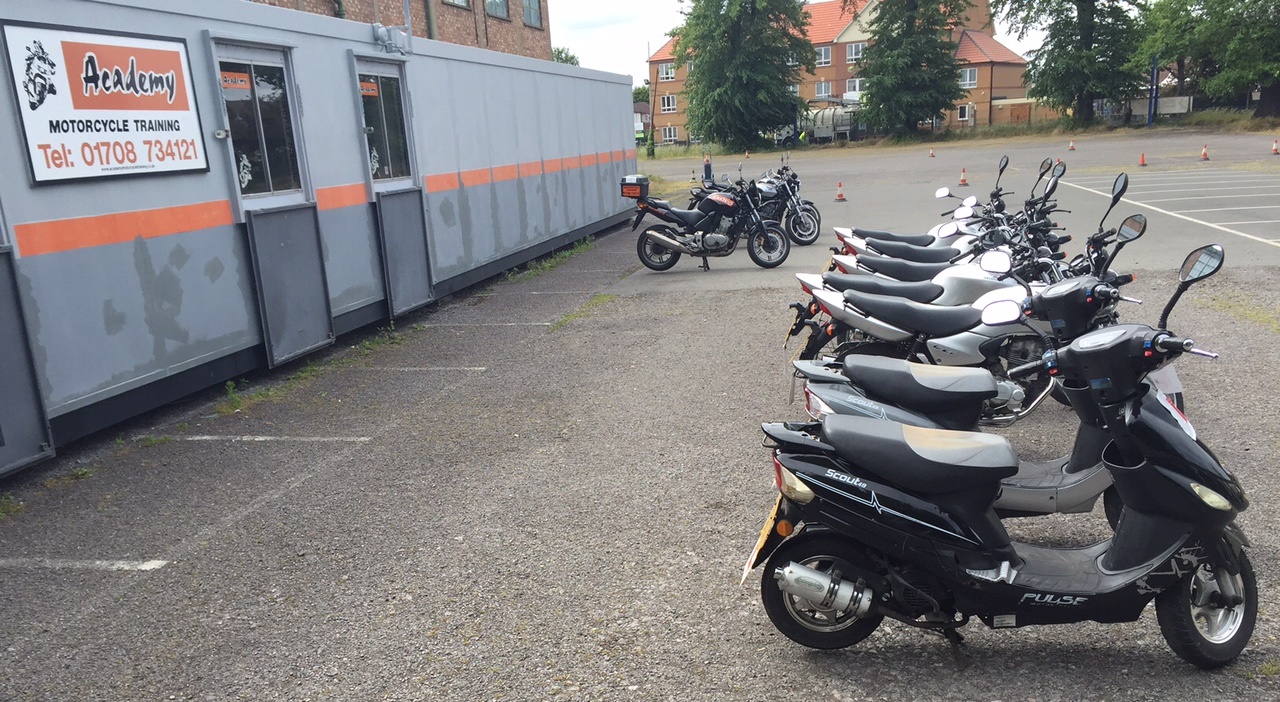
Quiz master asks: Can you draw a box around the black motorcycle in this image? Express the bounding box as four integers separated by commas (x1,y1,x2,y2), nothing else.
621,174,790,271
745,244,1256,669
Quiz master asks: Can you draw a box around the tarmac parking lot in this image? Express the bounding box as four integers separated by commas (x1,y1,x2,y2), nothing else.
2,131,1280,701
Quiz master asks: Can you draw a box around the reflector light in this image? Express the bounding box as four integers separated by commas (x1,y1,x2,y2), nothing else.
826,324,836,336
810,303,819,315
776,520,794,537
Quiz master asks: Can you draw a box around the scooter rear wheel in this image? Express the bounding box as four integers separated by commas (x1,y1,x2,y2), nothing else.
760,534,883,650
1155,547,1256,669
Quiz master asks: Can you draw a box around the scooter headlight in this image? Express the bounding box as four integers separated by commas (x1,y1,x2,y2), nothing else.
1190,482,1233,511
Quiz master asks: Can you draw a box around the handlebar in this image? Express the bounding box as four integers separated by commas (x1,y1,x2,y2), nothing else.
1008,357,1046,380
1155,335,1193,353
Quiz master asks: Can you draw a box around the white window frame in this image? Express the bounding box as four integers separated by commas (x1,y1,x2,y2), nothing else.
787,84,799,95
847,42,866,63
960,67,978,89
957,104,972,122
816,46,831,67
815,81,832,99
661,125,679,144
658,63,675,81
846,77,863,94
660,94,677,114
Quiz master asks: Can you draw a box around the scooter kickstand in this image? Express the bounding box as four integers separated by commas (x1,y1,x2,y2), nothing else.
943,629,970,670
700,257,710,271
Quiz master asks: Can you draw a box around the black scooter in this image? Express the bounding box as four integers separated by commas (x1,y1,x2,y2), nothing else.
744,244,1255,669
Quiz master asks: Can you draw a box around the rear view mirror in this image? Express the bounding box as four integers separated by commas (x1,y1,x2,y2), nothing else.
1038,158,1052,177
1044,177,1059,198
1117,214,1146,242
979,250,1012,274
962,195,978,207
1179,244,1224,284
935,187,952,199
953,206,975,220
937,222,961,238
981,299,1023,326
998,155,1009,174
1052,162,1067,178
1100,172,1129,228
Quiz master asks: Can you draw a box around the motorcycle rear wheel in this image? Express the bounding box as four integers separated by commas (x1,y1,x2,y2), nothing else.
1156,547,1256,669
636,228,682,271
760,534,884,650
747,221,790,269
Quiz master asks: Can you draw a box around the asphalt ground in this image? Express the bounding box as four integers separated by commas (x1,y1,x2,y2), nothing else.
2,131,1279,701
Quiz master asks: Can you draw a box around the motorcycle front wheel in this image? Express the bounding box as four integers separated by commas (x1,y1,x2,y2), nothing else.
760,533,884,649
747,221,790,268
785,206,821,246
1155,546,1257,669
636,227,682,271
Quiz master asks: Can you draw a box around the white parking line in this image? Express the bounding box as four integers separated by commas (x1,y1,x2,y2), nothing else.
1176,205,1280,213
1219,220,1280,226
1127,185,1280,195
180,435,372,443
421,322,553,327
1061,181,1280,250
1144,193,1280,203
356,367,488,372
0,558,169,571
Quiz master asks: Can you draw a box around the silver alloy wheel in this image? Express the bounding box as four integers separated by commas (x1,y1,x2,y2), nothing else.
1190,564,1246,644
781,554,859,633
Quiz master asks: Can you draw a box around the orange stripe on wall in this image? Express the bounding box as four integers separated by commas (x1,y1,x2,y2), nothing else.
315,183,368,211
597,151,613,164
424,172,461,193
563,156,581,169
612,150,626,162
491,164,520,182
460,168,492,187
15,200,235,257
518,161,543,177
581,153,598,167
543,158,563,174
625,149,637,160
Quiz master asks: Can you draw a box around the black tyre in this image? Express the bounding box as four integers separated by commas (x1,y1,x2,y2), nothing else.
636,228,682,271
760,534,884,650
785,206,821,246
1156,547,1257,669
1102,486,1124,530
747,221,790,268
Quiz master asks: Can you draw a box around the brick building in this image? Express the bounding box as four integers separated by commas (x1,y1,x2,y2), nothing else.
247,0,551,60
647,0,1025,142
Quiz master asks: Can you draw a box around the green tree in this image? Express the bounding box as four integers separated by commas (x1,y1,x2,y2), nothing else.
994,0,1142,122
856,0,971,135
672,0,814,151
1128,0,1211,96
633,85,650,104
551,47,580,66
1198,0,1280,116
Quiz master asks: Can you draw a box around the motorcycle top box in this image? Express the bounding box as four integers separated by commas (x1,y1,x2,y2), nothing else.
621,174,649,199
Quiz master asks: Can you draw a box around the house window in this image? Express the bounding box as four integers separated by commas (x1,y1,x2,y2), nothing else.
486,0,508,19
847,42,866,63
443,0,468,6
522,0,541,27
846,78,863,94
658,63,675,81
219,60,301,196
788,84,799,95
815,81,831,99
359,74,411,180
661,126,679,143
957,104,971,122
960,68,978,89
816,46,831,67
660,94,677,113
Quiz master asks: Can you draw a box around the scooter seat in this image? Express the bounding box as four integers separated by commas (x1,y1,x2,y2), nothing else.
822,414,1017,494
822,273,943,303
844,290,982,338
857,254,953,282
866,239,961,264
842,356,997,429
852,228,935,247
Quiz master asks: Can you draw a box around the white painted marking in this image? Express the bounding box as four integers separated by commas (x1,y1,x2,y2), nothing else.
1175,205,1280,214
0,558,169,571
357,367,488,372
1144,193,1280,203
180,435,372,443
421,322,552,327
477,291,597,296
1061,181,1280,250
1127,185,1280,195
1217,220,1280,226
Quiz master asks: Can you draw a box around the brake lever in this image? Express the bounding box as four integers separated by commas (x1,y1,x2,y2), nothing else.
1187,347,1219,359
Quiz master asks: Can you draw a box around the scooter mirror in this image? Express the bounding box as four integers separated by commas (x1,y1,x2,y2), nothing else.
1038,158,1052,177
979,250,1013,274
953,206,975,220
721,174,729,182
981,299,1023,326
1100,172,1129,228
935,187,952,199
1117,214,1147,242
998,155,1009,175
962,195,979,208
1178,244,1224,284
938,222,961,238
1052,162,1067,178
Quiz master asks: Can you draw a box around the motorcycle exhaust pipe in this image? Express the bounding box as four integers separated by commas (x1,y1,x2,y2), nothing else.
773,562,874,617
645,231,695,255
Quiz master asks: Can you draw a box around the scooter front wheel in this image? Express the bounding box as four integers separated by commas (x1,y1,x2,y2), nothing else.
1155,546,1257,669
760,534,883,649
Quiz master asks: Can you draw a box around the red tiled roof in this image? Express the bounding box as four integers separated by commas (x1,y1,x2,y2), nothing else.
648,0,870,62
955,30,1026,65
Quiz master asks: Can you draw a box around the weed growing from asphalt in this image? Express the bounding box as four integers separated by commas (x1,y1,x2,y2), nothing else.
0,492,25,520
137,435,172,448
552,293,618,331
502,238,595,283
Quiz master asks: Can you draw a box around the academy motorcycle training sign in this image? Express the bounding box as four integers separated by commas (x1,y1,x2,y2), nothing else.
2,24,208,183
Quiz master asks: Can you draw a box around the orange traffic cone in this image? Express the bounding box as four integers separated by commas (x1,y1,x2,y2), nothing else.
1139,152,1148,167
1069,140,1076,151
1200,145,1210,161
929,148,935,158
834,182,847,202
745,149,750,159
958,168,969,187
1273,139,1279,155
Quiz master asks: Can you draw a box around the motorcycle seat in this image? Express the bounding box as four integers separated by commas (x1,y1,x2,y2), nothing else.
857,254,953,282
841,356,996,429
844,290,982,338
852,228,934,247
822,414,1017,494
866,239,961,264
823,273,943,303
651,202,706,229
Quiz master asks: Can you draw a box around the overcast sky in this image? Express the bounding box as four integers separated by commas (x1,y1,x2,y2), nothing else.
546,0,1044,87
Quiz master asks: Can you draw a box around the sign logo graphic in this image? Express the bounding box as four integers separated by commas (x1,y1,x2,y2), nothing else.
22,40,58,110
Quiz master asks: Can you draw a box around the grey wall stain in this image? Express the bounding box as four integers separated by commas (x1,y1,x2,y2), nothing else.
204,257,225,284
102,299,126,335
133,238,189,365
168,245,190,270
439,196,457,228
457,186,475,264
516,179,530,244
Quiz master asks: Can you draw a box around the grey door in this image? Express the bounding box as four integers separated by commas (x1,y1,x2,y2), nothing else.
245,204,335,367
376,187,433,316
0,248,53,476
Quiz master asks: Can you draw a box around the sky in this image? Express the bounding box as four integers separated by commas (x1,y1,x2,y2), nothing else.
546,0,1044,88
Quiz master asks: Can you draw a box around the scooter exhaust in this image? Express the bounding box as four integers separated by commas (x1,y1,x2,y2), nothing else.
773,562,874,617
644,231,694,255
